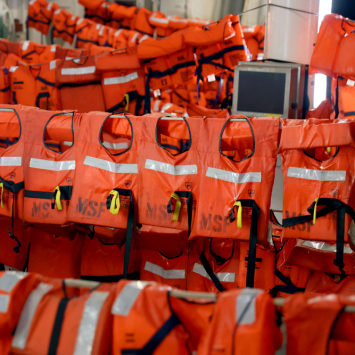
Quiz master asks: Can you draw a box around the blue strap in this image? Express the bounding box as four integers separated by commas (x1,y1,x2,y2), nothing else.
271,269,305,295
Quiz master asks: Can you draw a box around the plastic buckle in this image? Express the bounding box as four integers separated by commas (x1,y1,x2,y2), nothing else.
167,200,174,214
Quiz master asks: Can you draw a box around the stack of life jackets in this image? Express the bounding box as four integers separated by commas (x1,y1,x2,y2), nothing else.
27,0,59,36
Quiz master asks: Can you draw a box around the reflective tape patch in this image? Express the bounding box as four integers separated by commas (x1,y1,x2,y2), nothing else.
236,288,262,325
50,45,56,52
0,294,10,313
30,158,75,171
287,167,346,181
50,60,57,70
84,156,137,174
149,14,169,24
0,156,22,167
104,72,138,85
115,29,123,36
73,291,109,355
0,272,26,292
12,282,53,349
153,100,161,112
111,281,150,316
192,263,235,282
61,66,96,75
145,159,197,175
139,35,149,43
22,41,30,51
102,142,128,150
144,261,186,279
301,240,353,254
161,103,173,112
206,167,261,183
10,66,18,72
130,32,139,43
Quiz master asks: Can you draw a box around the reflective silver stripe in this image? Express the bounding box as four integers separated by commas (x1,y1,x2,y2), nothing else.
12,282,53,349
131,32,139,43
236,288,262,325
111,281,150,316
145,159,197,175
276,322,287,355
206,167,261,183
84,156,137,174
139,35,149,43
192,263,235,282
153,100,161,112
61,66,96,75
287,167,346,181
161,103,173,112
73,291,109,355
0,156,22,167
0,271,26,292
22,41,30,51
102,142,128,150
149,14,169,24
30,158,75,171
0,294,10,313
10,66,18,72
50,60,56,70
301,240,353,254
144,261,186,279
103,72,138,85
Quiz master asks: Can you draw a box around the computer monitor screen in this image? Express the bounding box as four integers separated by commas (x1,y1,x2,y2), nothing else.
237,71,286,115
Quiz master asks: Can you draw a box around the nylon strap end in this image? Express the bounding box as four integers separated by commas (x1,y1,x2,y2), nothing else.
167,192,181,222
230,201,242,228
124,93,130,111
0,182,3,208
8,229,21,254
313,197,319,225
52,186,62,211
108,190,120,215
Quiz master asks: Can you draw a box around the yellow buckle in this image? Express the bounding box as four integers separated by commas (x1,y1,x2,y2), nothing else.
171,192,181,221
124,93,130,112
313,197,319,225
109,190,120,215
0,183,3,208
54,186,62,211
326,147,331,154
232,201,242,228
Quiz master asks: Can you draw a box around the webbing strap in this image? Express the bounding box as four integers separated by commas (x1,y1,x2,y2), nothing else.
270,269,305,296
47,297,70,355
0,177,24,194
106,188,135,279
35,92,50,109
199,252,225,292
229,199,260,288
106,90,144,114
25,186,73,200
282,198,355,276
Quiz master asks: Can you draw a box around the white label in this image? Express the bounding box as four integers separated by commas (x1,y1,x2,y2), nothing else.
207,74,216,82
22,41,30,51
347,79,355,87
154,89,161,98
50,60,56,70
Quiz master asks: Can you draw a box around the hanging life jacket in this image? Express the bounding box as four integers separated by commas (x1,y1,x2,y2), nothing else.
11,276,116,355
139,249,188,289
51,9,78,45
69,112,140,278
27,0,59,36
191,116,279,288
280,118,355,277
17,40,58,65
198,288,282,355
111,280,215,355
138,114,202,235
187,238,239,293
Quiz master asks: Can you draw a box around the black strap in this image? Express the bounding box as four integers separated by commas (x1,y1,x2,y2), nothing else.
344,111,355,117
106,90,144,114
35,92,50,109
80,271,140,283
25,186,73,200
47,297,70,355
199,251,225,292
135,313,181,355
12,91,18,104
167,190,193,235
106,188,135,279
0,177,24,193
270,269,305,297
58,81,102,89
283,198,355,276
229,199,260,288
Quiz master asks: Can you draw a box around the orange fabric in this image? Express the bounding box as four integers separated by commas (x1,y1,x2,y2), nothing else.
279,118,355,243
0,39,20,55
27,0,59,35
51,9,78,45
187,238,239,292
96,49,142,72
140,249,188,289
305,271,355,294
189,91,207,107
23,109,81,228
187,103,229,118
28,230,84,279
9,64,36,107
151,100,188,117
107,29,127,49
338,84,355,119
56,56,105,112
69,112,140,231
75,18,95,49
0,68,10,104
138,115,201,232
112,281,215,355
10,276,115,355
306,99,333,119
134,8,154,36
198,288,282,355
17,41,58,65
55,47,89,61
191,117,279,247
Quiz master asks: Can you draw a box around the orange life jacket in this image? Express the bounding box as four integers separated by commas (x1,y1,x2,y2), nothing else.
189,91,207,107
198,288,282,355
310,14,355,77
138,115,201,234
11,276,116,355
9,64,36,107
187,238,239,293
0,105,28,224
69,112,140,278
280,118,355,276
306,98,333,119
81,235,138,282
95,48,142,72
134,8,154,36
148,12,174,38
28,229,84,279
191,116,279,287
338,83,355,119
55,47,89,61
0,39,20,56
75,18,95,49
17,41,58,65
171,88,190,108
187,103,230,118
242,25,264,61
111,280,215,355
282,293,355,355
139,249,188,289
23,109,80,230
0,68,10,104
27,0,59,35
56,56,106,112
0,271,40,355
79,0,110,25
51,9,78,45
109,4,137,30
106,28,127,49
151,100,188,117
